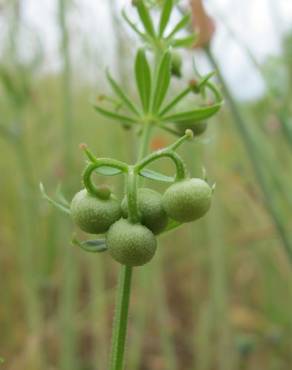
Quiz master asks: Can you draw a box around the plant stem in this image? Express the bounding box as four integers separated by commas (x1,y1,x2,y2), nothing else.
138,122,152,161
205,46,292,263
110,265,133,370
109,121,153,370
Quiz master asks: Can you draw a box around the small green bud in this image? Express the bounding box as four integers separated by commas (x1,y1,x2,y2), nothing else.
189,79,200,94
176,120,208,136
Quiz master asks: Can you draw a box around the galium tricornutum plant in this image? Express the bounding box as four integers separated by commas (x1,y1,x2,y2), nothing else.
41,0,222,369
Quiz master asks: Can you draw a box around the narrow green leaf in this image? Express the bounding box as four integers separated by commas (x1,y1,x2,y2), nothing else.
40,183,70,215
135,49,151,112
56,185,70,207
158,123,182,137
197,72,216,89
159,87,191,116
152,51,171,113
162,103,222,123
95,166,123,176
166,13,191,39
136,0,156,38
94,105,137,125
159,0,173,36
172,34,197,48
106,71,140,116
122,10,146,39
139,168,174,183
72,237,107,253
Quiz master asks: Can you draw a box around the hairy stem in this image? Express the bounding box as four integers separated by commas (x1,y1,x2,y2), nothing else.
109,119,153,370
110,265,133,370
138,122,152,161
127,167,140,223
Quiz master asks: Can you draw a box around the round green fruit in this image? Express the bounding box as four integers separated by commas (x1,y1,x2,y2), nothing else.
70,189,121,234
121,188,168,234
107,219,157,266
176,120,207,136
162,178,212,223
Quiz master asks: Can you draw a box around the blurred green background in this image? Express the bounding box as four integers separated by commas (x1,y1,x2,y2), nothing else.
1,0,292,369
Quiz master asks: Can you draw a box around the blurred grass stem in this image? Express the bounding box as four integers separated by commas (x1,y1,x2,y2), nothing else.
205,46,292,263
58,1,78,370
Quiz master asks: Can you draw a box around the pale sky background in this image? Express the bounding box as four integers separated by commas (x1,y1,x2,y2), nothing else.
6,0,292,100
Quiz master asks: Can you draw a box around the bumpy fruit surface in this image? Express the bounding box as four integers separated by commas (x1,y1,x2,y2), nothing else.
107,219,157,266
121,188,168,234
162,178,212,223
70,189,121,234
176,120,207,136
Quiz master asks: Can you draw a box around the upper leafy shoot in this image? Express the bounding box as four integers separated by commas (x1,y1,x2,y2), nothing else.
93,0,222,134
125,0,197,51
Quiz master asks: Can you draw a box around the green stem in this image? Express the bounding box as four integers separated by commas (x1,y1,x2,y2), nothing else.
110,265,133,370
136,131,192,179
127,167,140,223
205,46,292,263
83,159,128,199
138,122,152,160
137,150,187,180
109,119,154,370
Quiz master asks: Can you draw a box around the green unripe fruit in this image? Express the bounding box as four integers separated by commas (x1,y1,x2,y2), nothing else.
121,188,168,234
70,189,121,234
162,178,212,223
171,52,182,78
107,219,157,266
176,120,207,136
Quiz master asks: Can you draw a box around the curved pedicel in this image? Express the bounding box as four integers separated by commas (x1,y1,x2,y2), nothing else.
135,130,193,181
83,159,128,199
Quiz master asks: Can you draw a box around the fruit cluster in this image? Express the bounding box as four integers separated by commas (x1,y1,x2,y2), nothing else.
70,131,213,267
